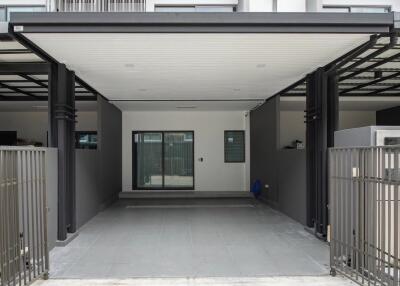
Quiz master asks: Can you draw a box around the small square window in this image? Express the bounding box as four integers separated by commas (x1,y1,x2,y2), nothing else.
75,131,97,149
224,130,245,163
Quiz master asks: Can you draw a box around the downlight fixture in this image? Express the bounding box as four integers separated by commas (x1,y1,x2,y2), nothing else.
176,106,197,109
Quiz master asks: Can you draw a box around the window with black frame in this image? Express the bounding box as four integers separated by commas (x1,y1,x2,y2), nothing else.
75,131,97,150
224,130,245,163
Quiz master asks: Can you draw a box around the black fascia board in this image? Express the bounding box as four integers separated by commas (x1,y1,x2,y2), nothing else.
9,12,394,34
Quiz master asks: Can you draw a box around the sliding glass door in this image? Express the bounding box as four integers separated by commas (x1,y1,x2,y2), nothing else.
133,131,194,190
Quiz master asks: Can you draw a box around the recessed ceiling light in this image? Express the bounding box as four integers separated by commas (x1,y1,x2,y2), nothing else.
176,106,197,109
256,64,266,68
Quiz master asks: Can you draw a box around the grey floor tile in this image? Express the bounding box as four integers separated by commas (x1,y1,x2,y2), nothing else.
52,198,330,279
61,262,112,279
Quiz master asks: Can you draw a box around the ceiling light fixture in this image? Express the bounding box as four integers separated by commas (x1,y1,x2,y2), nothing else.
32,105,48,109
125,63,135,68
256,64,266,68
176,106,197,109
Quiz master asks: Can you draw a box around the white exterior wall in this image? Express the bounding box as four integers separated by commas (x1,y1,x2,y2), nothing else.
323,0,400,11
122,111,248,192
277,0,306,12
245,0,399,12
146,0,238,11
0,0,397,13
0,111,97,146
0,0,46,5
280,110,376,148
247,0,273,11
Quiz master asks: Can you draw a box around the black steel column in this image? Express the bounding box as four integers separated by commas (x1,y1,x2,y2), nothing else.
306,67,338,238
48,63,76,240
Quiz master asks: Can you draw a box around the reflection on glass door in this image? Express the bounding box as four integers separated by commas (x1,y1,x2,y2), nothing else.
164,132,194,188
133,131,194,190
134,132,163,189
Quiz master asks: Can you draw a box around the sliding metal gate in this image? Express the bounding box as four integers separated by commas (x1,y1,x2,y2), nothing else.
329,146,399,286
0,147,49,286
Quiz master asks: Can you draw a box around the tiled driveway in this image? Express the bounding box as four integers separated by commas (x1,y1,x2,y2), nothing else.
49,198,330,279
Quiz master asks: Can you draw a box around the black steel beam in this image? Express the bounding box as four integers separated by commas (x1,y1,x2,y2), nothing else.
0,49,31,54
294,86,400,92
283,92,400,97
271,77,306,98
0,85,46,89
0,79,43,83
17,73,48,88
340,71,400,94
365,82,400,96
338,34,397,75
340,51,400,81
339,81,400,87
0,95,96,101
350,76,400,80
74,76,98,97
0,62,49,74
328,35,379,73
0,82,39,99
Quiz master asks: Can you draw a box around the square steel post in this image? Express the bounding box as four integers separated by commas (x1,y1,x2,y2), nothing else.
48,63,76,240
306,68,338,237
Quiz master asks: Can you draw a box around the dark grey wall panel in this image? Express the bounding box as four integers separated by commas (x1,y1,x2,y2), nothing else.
250,96,280,206
76,149,99,228
97,97,122,207
278,149,307,225
376,106,400,126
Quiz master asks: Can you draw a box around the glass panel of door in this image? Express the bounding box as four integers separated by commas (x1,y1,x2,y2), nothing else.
133,131,194,190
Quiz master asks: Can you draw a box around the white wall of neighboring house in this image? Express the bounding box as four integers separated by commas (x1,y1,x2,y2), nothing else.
323,0,400,11
122,111,248,193
243,0,399,12
280,110,376,148
0,0,46,5
0,0,398,13
277,0,306,12
246,0,273,12
146,0,238,11
0,111,97,146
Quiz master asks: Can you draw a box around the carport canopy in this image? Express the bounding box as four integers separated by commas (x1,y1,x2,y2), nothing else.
8,12,398,111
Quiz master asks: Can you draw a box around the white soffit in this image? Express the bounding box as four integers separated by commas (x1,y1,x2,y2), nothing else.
24,33,370,104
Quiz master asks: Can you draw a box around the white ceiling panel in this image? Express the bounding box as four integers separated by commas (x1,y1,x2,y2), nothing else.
23,33,370,110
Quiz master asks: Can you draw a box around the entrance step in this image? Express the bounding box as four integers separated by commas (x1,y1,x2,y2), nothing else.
119,191,252,199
